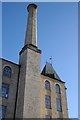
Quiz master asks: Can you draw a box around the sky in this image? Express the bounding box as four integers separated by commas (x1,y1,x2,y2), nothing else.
2,2,78,118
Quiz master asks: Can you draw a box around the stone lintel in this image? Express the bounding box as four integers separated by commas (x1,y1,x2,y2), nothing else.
19,44,41,55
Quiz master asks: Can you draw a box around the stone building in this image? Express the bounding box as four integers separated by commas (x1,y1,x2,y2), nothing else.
0,3,68,119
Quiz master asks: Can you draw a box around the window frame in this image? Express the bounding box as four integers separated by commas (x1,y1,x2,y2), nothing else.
3,66,12,78
0,105,6,119
45,115,51,120
45,80,50,91
0,83,9,98
55,84,61,94
45,95,51,109
56,98,62,112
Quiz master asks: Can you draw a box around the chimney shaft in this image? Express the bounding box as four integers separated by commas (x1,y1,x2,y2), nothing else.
24,4,38,46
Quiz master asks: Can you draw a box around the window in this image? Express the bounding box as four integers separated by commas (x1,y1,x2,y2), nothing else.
3,66,12,78
58,119,63,120
56,98,62,111
0,83,9,98
45,81,50,91
0,105,6,119
45,95,51,109
55,84,60,94
45,115,51,120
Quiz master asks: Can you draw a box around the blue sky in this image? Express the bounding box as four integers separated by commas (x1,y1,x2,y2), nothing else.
2,2,78,118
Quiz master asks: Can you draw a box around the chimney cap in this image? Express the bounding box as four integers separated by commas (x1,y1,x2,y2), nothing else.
27,3,38,12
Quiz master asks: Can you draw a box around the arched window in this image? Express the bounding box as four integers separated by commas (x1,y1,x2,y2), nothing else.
55,84,60,94
3,66,12,78
45,81,50,91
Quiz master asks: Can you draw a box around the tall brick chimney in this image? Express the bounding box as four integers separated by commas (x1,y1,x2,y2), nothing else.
24,4,38,46
16,4,41,118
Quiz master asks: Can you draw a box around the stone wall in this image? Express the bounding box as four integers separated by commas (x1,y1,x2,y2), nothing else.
0,58,19,118
16,46,41,118
40,74,68,118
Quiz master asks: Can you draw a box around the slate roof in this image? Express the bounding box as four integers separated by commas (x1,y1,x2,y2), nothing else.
41,62,65,83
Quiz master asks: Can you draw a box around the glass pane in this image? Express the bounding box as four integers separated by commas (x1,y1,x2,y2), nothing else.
0,106,6,119
45,115,51,120
2,106,6,118
56,99,61,111
45,81,50,91
55,84,60,94
3,66,11,78
2,84,9,98
45,96,51,108
0,106,2,120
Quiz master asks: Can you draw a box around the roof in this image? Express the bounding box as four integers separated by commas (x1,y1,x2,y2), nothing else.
41,62,65,83
0,58,19,66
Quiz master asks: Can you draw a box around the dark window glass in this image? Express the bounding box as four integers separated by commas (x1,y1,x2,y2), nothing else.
56,98,62,111
45,81,50,91
3,66,12,78
45,95,51,109
55,84,60,94
0,83,9,98
45,115,51,120
0,106,2,119
0,105,6,119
